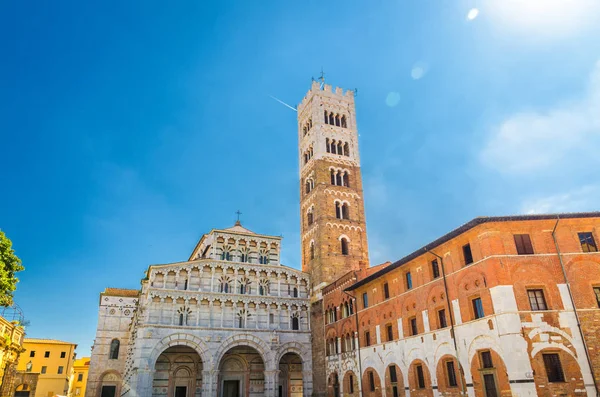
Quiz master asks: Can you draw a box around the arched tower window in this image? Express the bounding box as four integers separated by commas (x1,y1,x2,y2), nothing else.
341,237,349,255
259,250,270,264
310,241,315,260
342,203,350,220
330,170,336,185
219,277,231,293
239,277,250,294
343,172,349,187
335,114,340,126
337,141,343,154
336,172,342,186
329,112,335,125
237,310,247,328
292,315,300,330
324,110,328,123
326,138,331,153
341,115,347,128
259,279,269,295
307,207,314,226
331,140,337,154
335,202,342,219
293,287,298,297
344,142,350,156
109,339,120,360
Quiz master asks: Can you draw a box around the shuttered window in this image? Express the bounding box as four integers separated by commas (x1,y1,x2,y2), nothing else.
514,234,534,255
527,289,548,311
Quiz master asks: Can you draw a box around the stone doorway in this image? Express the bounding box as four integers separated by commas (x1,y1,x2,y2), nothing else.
278,352,303,397
152,345,203,397
218,345,265,397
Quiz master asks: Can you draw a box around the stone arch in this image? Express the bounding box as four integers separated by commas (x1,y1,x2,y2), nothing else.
435,354,465,395
342,370,359,396
148,333,211,369
433,342,456,370
213,333,274,370
384,362,406,397
276,341,309,365
327,371,340,397
95,370,122,397
530,348,587,396
467,335,504,362
362,366,383,397
469,348,511,397
407,359,433,396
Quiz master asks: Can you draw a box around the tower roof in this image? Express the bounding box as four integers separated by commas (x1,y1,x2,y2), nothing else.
222,221,256,235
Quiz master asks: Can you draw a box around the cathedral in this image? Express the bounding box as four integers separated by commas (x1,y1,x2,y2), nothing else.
86,81,366,397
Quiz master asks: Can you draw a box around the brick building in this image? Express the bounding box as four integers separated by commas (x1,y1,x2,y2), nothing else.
322,214,600,397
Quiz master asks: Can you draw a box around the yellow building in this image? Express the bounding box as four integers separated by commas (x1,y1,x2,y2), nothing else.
17,338,77,397
68,357,90,397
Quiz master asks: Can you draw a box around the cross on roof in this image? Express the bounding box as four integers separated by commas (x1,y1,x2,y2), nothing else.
236,210,242,222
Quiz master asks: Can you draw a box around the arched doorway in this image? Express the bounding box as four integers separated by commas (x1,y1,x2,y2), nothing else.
152,345,203,397
407,360,433,397
470,348,509,397
278,352,303,397
342,371,359,397
218,345,265,397
361,368,381,397
97,371,122,397
14,384,30,397
327,372,340,397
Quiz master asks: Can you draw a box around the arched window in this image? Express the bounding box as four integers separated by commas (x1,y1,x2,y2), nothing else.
336,172,342,186
337,141,343,154
237,310,246,328
349,300,354,315
239,278,250,294
220,246,233,261
343,172,349,187
331,140,337,154
219,278,230,293
293,287,298,298
310,242,315,260
335,114,340,126
341,238,349,255
109,339,120,359
344,142,350,156
309,118,312,129
324,110,328,123
292,316,299,330
183,279,188,290
303,126,307,136
259,279,269,295
330,170,336,185
239,249,249,263
326,138,331,153
329,113,335,125
335,202,341,219
341,115,347,128
259,250,269,264
307,209,314,226
342,203,350,220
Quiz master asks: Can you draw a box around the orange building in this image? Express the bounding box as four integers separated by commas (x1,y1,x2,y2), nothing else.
322,213,600,397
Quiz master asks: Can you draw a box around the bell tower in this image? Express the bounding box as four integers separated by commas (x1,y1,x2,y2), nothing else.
298,80,370,293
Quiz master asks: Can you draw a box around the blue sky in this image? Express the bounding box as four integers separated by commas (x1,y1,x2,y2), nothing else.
1,0,599,356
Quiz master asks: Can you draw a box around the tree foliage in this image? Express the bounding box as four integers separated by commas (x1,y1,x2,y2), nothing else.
0,230,24,307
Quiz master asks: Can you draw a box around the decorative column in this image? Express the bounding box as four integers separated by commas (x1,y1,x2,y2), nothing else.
263,370,280,397
211,268,215,292
208,301,213,328
278,275,282,297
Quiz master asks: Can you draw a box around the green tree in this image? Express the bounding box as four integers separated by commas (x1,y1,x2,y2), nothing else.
0,230,24,307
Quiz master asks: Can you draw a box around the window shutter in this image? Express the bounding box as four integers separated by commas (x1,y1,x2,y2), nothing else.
514,234,525,254
522,234,534,254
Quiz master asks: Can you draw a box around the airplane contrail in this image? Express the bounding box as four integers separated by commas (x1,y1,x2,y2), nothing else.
269,95,297,112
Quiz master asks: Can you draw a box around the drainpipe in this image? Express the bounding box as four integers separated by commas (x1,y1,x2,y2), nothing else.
343,281,364,397
551,217,599,396
426,248,467,397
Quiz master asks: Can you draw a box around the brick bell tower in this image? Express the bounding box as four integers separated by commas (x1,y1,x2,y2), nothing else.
298,79,370,292
298,79,370,397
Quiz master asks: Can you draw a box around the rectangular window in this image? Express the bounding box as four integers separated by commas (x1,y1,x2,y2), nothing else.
41,366,47,374
543,353,565,382
472,297,484,319
416,365,425,389
269,313,274,324
389,365,398,383
369,371,375,391
527,289,548,311
383,283,390,300
438,309,447,329
30,351,35,357
409,317,418,336
60,351,66,358
44,351,50,358
58,366,64,375
406,272,413,290
514,234,534,255
349,375,354,393
463,244,474,265
446,361,458,387
365,331,371,347
386,324,394,341
78,373,83,382
480,351,494,369
594,287,600,308
579,232,598,252
432,259,440,279
362,292,368,309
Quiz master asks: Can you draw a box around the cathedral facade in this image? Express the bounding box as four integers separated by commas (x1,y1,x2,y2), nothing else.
86,81,366,397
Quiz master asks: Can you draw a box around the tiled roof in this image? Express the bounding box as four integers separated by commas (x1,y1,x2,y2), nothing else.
102,288,139,297
24,338,77,345
346,212,600,291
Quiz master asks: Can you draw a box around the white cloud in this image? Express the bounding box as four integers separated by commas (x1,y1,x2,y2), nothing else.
487,0,600,39
521,185,600,214
480,60,600,174
386,92,401,107
411,62,428,80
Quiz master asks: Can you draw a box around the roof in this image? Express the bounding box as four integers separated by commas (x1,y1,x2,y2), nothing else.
102,288,140,297
222,221,257,235
346,212,600,291
24,338,77,346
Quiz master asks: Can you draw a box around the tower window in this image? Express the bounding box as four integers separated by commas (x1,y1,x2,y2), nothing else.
344,142,350,156
307,208,314,226
343,172,349,187
324,110,328,123
326,138,331,153
109,339,120,360
329,113,335,125
335,202,342,219
292,316,299,330
341,115,347,128
335,114,340,126
336,171,342,186
309,242,315,260
579,232,598,252
341,237,349,255
337,141,343,154
594,287,600,308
